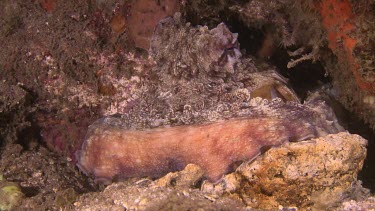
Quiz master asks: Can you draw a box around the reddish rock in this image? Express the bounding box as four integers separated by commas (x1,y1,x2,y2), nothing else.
110,14,126,34
39,0,57,12
127,0,180,50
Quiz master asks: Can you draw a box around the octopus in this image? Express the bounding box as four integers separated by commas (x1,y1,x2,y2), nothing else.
76,15,344,184
76,97,344,184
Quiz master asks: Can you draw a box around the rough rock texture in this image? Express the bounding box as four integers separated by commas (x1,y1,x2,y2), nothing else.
0,81,30,148
74,178,246,210
202,132,369,210
73,132,369,210
0,0,373,210
0,0,156,158
0,144,95,210
337,197,375,211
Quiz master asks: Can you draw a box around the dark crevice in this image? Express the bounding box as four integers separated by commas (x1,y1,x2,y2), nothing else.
227,17,331,100
16,116,45,151
15,88,45,150
348,115,375,193
230,24,265,56
20,186,40,197
269,48,331,100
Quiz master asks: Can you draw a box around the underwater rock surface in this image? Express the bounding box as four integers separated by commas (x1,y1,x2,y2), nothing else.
202,132,369,210
0,0,373,210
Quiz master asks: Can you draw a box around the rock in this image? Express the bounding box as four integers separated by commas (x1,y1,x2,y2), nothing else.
202,132,368,210
0,175,24,211
153,164,205,188
337,196,375,211
0,80,30,147
74,179,245,210
0,144,95,210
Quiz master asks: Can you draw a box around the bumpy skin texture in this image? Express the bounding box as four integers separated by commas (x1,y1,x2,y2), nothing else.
76,15,344,184
76,97,344,184
114,14,300,131
150,14,242,78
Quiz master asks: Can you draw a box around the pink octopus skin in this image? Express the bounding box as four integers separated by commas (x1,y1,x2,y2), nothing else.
76,117,318,184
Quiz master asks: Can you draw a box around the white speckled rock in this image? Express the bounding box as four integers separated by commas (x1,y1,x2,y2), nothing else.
202,132,368,210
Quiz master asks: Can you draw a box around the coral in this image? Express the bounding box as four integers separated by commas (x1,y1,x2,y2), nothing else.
0,0,151,161
317,0,375,128
318,0,374,93
153,164,204,188
0,0,372,209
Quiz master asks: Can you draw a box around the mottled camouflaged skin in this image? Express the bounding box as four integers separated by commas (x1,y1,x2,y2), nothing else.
76,14,344,184
76,97,344,184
